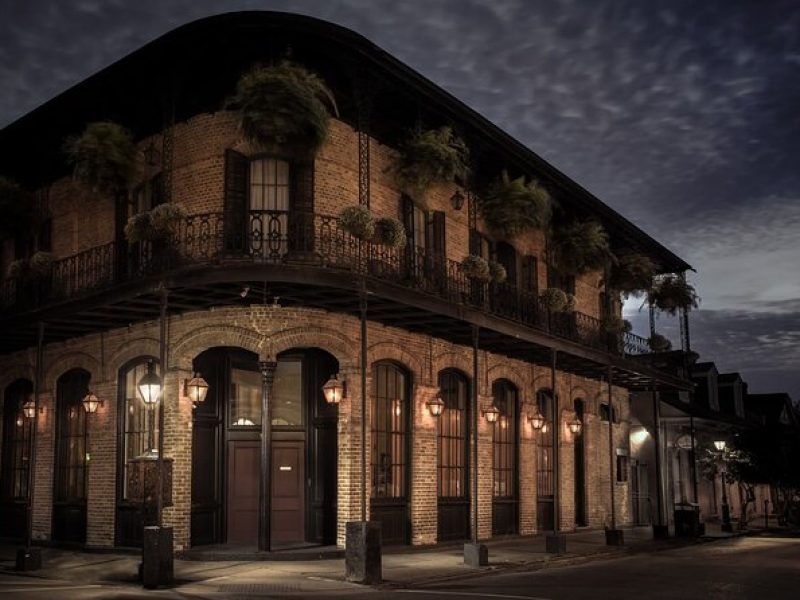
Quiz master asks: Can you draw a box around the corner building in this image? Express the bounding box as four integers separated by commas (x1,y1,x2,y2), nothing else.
0,12,691,553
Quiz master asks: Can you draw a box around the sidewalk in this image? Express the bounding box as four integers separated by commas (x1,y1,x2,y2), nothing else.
0,525,749,595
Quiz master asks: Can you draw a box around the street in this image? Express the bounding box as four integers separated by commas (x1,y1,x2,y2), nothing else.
1,535,798,599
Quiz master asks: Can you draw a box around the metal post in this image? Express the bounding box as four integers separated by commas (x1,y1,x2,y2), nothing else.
360,291,368,522
471,326,479,543
652,384,667,538
156,288,167,528
551,349,559,534
720,466,732,532
689,414,699,504
258,359,277,551
25,322,45,550
607,367,616,530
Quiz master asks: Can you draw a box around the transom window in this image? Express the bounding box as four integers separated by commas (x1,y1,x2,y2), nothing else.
372,362,408,499
437,370,468,498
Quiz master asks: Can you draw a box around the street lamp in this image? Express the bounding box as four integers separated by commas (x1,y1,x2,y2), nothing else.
137,362,162,406
714,440,733,532
22,397,36,419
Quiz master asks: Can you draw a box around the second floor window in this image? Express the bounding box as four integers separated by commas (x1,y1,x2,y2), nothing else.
249,158,290,213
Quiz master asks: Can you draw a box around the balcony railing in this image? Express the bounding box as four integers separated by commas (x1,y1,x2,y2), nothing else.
0,209,652,357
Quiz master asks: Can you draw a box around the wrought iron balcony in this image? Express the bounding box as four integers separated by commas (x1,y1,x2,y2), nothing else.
0,209,652,358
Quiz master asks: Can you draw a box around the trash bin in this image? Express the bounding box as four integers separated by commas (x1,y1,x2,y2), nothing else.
674,502,700,537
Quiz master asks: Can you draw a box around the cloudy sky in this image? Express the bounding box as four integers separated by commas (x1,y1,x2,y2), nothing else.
2,0,799,400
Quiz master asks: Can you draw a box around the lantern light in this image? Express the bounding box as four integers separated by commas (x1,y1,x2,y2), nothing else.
528,410,545,430
450,189,466,211
137,361,162,406
22,397,36,419
568,417,582,435
484,404,500,424
184,373,209,405
427,394,445,417
322,374,345,404
82,392,103,414
714,440,726,452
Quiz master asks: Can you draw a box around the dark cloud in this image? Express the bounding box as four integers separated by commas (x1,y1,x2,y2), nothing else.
2,0,799,399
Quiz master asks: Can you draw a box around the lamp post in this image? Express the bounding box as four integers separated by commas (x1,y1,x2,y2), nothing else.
714,440,733,532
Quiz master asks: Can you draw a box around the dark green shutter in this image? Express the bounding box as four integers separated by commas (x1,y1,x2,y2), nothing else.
223,149,248,253
289,160,315,253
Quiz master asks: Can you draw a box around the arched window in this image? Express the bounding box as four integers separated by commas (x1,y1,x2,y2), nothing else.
492,379,518,536
573,397,587,526
536,388,554,531
437,370,469,499
118,359,160,499
371,361,410,545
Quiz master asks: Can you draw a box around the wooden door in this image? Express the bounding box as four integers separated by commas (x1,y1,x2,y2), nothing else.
272,441,305,544
226,441,260,545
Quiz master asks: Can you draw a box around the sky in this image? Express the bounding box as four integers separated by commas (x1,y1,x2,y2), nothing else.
1,0,799,401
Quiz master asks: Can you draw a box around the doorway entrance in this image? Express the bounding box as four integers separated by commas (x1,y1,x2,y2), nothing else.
190,347,338,548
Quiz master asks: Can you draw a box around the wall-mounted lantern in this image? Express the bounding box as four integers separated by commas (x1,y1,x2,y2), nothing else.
82,392,103,414
137,361,162,406
322,374,345,404
568,417,583,435
483,404,500,424
22,396,37,419
450,189,466,211
528,410,545,430
427,393,445,417
184,373,209,406
713,440,726,452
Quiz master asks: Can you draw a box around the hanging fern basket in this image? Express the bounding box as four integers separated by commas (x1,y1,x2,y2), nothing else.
226,61,338,156
338,205,375,241
648,333,673,353
552,220,612,275
390,126,470,207
608,252,655,295
374,217,407,249
479,171,552,239
459,255,491,282
648,275,699,315
64,121,138,197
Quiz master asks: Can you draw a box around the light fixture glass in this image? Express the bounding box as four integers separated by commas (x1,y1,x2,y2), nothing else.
484,404,500,423
322,374,344,404
714,440,726,451
137,361,162,406
82,392,102,414
568,418,582,435
427,394,445,417
450,189,465,210
528,410,545,430
185,373,209,404
22,397,36,419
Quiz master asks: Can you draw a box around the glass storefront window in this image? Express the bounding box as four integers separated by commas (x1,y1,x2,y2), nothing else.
230,368,261,427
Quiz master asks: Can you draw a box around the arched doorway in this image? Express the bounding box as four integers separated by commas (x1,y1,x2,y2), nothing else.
1,379,34,540
573,398,587,526
371,361,411,545
536,388,554,531
190,347,338,548
492,379,519,536
53,368,90,545
437,369,470,542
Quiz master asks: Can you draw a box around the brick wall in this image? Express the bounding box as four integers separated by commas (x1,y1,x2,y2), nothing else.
0,305,632,550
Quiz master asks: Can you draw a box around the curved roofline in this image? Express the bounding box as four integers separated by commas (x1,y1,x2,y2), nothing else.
0,10,690,273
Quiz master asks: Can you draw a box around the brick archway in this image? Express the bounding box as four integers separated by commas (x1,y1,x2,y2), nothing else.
44,351,101,394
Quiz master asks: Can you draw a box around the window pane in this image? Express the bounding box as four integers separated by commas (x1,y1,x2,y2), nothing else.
122,361,159,499
372,363,407,499
230,368,261,427
272,359,302,427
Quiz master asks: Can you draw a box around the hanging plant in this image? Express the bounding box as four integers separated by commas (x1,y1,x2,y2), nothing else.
551,220,612,275
602,316,632,334
374,217,407,249
28,252,54,278
648,333,672,353
338,205,375,240
0,177,39,241
479,171,552,239
608,252,654,295
541,287,568,312
64,121,138,197
124,212,153,243
488,261,507,284
390,126,469,206
565,293,577,312
459,255,491,282
6,259,27,280
226,60,338,155
648,274,699,315
149,203,187,238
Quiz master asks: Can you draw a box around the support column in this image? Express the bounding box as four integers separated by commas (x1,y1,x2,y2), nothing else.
605,367,623,545
86,378,118,549
411,385,439,545
258,359,277,552
652,385,669,538
546,349,566,554
162,366,192,552
464,325,488,566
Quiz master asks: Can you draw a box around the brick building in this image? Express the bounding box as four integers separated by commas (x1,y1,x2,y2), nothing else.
0,12,692,554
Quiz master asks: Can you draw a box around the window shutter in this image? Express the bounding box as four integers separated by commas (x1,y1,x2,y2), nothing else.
289,160,314,253
401,195,415,247
432,210,446,267
223,149,249,253
522,255,538,295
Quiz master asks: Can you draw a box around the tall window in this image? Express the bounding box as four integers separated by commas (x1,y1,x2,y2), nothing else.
272,358,303,428
249,157,290,257
229,366,261,428
372,362,408,499
54,369,89,502
438,370,468,498
1,380,33,501
492,380,517,498
536,389,554,496
119,360,160,500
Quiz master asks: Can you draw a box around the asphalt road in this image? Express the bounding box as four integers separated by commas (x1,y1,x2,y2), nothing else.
1,536,797,599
